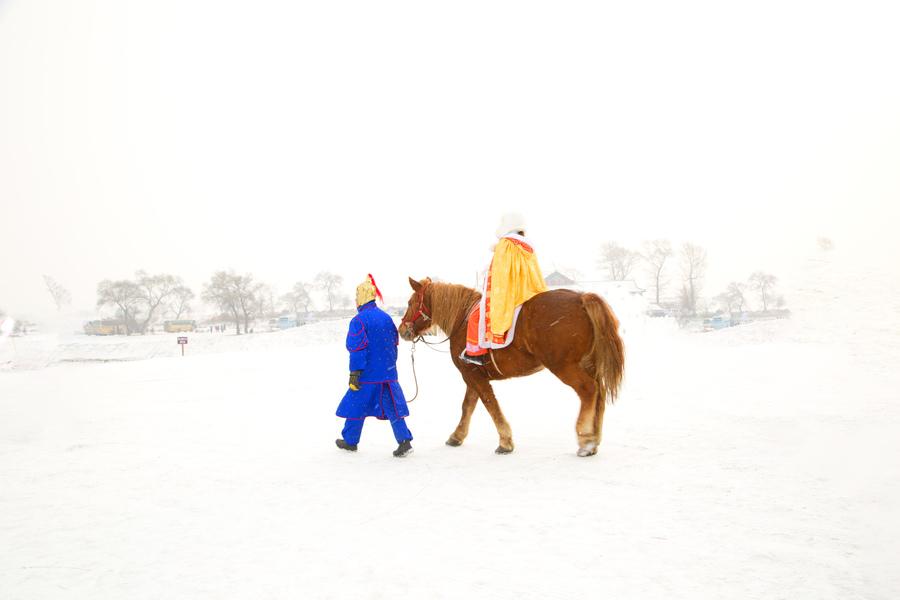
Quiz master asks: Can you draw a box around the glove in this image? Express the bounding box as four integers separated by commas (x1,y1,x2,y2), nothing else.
348,370,362,391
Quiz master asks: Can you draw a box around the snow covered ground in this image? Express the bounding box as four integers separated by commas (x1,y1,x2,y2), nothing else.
1,250,898,599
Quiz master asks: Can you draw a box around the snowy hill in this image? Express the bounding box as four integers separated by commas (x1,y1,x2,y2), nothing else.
1,249,898,599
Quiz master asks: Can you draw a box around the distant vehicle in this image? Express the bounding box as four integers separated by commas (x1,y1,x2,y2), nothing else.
84,320,127,335
276,315,298,330
164,320,196,333
702,315,731,331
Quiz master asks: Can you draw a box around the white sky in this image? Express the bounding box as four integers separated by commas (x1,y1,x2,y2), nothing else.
2,0,899,317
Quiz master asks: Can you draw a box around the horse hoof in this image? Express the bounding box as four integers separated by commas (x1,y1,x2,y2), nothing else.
446,438,462,447
577,444,598,457
495,446,514,455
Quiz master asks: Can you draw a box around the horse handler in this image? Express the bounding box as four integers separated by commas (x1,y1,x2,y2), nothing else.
335,274,414,458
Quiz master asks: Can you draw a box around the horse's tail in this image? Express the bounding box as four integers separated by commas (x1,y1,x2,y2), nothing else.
581,293,625,404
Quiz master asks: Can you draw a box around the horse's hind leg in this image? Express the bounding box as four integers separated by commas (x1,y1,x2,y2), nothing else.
550,364,600,457
466,375,514,454
593,387,607,450
447,386,479,447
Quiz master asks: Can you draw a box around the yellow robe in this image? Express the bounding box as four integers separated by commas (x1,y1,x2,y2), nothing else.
485,235,548,338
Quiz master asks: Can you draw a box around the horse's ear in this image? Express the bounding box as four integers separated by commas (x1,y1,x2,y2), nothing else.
409,277,422,292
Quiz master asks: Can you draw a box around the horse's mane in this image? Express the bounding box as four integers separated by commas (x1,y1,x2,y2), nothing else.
429,282,481,337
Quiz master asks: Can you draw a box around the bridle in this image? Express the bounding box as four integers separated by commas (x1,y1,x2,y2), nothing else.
400,283,432,338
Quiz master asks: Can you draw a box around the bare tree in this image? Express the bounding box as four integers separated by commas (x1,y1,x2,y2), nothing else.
253,283,277,320
713,292,730,314
748,272,778,312
134,271,182,333
169,285,195,319
715,282,746,314
641,240,672,305
43,275,72,311
680,242,707,316
726,282,746,313
315,271,344,312
202,271,258,334
97,280,143,334
203,272,241,334
237,277,261,332
282,281,313,319
598,242,639,281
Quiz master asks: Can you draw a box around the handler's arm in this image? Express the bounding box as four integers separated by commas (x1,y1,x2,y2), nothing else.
346,317,368,386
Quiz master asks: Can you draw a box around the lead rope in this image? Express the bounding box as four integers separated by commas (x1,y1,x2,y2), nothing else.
408,338,420,402
407,328,488,404
405,302,479,403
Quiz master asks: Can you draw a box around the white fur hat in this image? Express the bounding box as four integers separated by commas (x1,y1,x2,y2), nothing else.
495,212,527,238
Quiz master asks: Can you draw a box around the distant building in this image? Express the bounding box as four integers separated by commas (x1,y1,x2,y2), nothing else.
544,271,577,287
163,320,197,333
84,320,127,335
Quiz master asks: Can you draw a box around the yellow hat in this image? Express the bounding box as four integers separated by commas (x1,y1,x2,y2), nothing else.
355,274,383,307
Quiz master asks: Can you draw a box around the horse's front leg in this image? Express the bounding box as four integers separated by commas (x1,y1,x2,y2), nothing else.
467,376,514,454
447,385,479,447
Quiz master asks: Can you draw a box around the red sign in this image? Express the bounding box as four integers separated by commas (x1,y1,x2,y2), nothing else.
177,337,188,345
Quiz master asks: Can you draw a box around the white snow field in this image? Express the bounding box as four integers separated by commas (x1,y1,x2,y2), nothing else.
2,251,898,600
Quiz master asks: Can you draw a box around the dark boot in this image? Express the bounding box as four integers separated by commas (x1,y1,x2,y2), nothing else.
393,439,413,458
458,350,486,366
335,438,358,452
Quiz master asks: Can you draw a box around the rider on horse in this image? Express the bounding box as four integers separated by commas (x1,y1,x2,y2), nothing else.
461,213,548,366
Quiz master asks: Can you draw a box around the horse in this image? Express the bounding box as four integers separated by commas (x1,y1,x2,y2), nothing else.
398,277,625,457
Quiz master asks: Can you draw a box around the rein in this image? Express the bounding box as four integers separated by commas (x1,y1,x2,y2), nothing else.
402,283,477,401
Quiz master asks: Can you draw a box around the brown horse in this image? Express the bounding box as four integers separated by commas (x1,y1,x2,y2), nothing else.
398,277,625,457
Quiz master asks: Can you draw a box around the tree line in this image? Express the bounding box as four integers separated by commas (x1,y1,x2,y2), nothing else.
597,240,784,316
92,270,350,335
96,271,195,334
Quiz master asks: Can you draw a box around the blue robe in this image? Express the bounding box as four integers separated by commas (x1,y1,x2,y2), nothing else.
336,301,410,421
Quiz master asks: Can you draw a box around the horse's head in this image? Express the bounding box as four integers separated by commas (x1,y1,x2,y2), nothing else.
398,277,433,341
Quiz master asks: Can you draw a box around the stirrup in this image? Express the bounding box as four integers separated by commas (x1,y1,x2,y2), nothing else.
459,350,487,366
